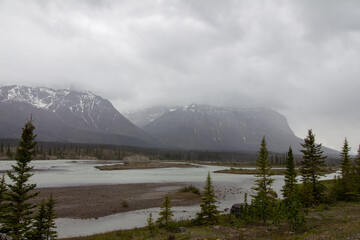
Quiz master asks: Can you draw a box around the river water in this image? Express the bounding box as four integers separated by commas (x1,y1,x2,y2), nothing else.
0,160,339,238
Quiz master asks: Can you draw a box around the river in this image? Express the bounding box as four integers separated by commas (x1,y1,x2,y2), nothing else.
0,160,339,238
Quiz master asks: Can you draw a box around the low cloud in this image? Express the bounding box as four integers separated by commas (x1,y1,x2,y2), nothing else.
0,0,359,152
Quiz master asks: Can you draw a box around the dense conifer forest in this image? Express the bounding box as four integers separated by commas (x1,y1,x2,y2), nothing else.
0,139,340,165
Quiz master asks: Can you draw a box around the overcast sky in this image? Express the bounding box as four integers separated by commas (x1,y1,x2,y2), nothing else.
0,0,359,152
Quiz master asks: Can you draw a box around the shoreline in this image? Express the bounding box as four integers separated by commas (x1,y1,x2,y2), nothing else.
34,183,201,219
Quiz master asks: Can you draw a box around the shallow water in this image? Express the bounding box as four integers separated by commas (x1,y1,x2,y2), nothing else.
0,160,339,238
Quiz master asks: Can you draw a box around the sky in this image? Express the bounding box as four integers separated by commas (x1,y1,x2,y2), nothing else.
0,0,359,152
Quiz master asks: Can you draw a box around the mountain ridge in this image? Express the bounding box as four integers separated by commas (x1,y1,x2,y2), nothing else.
0,85,157,147
126,104,338,155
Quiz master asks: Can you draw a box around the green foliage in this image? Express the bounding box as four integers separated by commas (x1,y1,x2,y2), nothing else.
31,200,47,240
237,193,255,224
120,200,129,208
282,147,298,199
196,172,219,225
147,213,155,236
45,194,57,240
340,138,351,180
340,138,352,196
251,136,275,225
353,145,360,192
157,196,173,227
2,118,39,239
178,185,200,195
281,146,306,230
299,129,327,206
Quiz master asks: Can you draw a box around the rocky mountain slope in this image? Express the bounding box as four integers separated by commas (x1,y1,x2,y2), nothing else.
0,86,156,147
126,104,337,154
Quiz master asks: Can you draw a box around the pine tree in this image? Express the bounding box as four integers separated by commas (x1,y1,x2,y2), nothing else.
299,130,327,206
45,194,57,240
340,138,352,197
282,147,305,230
0,143,3,153
3,118,39,239
156,196,173,226
251,136,274,225
196,172,219,225
31,200,47,240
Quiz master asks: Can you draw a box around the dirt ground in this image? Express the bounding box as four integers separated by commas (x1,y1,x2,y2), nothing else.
34,183,201,219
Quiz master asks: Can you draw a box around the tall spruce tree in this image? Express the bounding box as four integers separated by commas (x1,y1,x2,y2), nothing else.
3,118,39,239
251,136,274,225
156,196,173,226
340,138,352,194
299,129,327,206
196,172,219,225
282,147,305,230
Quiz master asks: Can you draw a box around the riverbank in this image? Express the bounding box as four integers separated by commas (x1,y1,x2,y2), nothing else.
214,166,338,175
62,201,360,240
35,183,201,219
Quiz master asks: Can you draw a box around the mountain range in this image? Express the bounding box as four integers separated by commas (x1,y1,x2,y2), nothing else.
0,85,156,147
0,85,337,155
125,104,328,154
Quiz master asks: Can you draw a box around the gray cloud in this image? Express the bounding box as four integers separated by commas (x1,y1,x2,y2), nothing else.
0,0,359,152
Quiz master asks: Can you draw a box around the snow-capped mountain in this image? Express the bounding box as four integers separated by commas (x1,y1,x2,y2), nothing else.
0,85,156,147
126,104,337,154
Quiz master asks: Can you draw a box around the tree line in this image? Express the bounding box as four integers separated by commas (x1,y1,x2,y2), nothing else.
0,138,337,165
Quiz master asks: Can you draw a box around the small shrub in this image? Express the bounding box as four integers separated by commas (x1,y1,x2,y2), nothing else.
179,185,200,195
121,200,129,208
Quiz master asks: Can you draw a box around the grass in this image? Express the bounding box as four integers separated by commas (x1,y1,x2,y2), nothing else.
63,200,360,240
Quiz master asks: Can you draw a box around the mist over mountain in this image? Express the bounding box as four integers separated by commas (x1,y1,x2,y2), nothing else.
0,86,157,147
126,104,338,155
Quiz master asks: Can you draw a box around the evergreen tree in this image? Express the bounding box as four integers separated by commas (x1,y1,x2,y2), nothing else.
196,172,219,225
156,196,173,226
45,194,57,240
282,147,298,199
2,118,39,239
31,200,47,240
282,147,305,230
147,213,155,236
0,143,3,153
299,130,327,206
340,138,352,196
251,136,274,225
